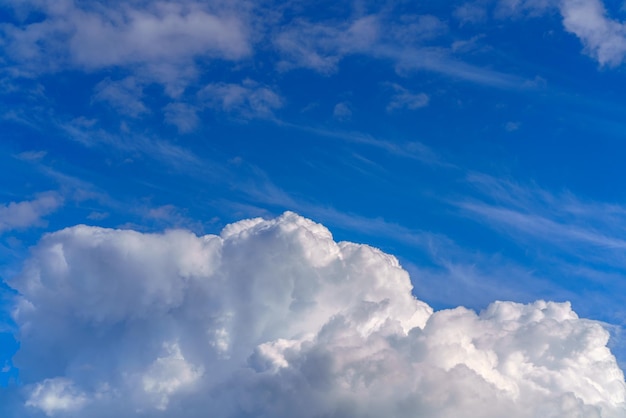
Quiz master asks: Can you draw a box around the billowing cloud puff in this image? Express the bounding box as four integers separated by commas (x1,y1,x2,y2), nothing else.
8,212,626,417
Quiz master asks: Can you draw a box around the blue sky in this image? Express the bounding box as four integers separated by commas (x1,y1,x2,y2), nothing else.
2,0,626,415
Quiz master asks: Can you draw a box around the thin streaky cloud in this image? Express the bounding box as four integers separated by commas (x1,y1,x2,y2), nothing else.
455,174,626,271
272,10,534,90
381,45,534,89
278,121,455,168
460,202,626,250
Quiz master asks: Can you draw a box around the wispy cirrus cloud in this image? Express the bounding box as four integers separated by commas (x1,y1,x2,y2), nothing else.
273,11,533,89
384,44,530,89
13,150,47,162
456,173,626,269
279,122,453,167
274,15,380,73
59,117,202,169
455,193,626,320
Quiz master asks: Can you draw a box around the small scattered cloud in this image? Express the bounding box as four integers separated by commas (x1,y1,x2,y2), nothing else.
25,378,88,416
14,150,47,162
92,77,148,117
522,75,548,89
199,79,283,120
386,83,430,112
504,121,521,131
0,192,63,234
495,0,557,18
272,11,532,89
142,204,206,233
163,102,200,133
451,35,487,53
454,3,488,24
274,15,380,74
389,14,449,43
333,101,352,120
86,211,109,221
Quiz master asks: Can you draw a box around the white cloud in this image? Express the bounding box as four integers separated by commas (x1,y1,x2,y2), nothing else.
495,0,626,66
92,77,147,117
1,1,251,89
25,378,88,416
199,79,283,119
141,341,204,410
560,0,626,66
7,212,626,417
14,151,47,162
163,102,200,133
505,121,521,131
0,0,536,96
272,12,530,88
386,83,430,112
274,15,381,73
0,192,63,234
389,14,449,43
273,13,450,75
333,101,352,120
454,3,488,24
495,0,557,18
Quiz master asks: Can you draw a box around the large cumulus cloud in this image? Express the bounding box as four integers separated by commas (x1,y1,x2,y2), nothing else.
7,212,626,417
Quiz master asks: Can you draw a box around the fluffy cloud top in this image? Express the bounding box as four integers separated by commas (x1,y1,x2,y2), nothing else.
7,212,626,417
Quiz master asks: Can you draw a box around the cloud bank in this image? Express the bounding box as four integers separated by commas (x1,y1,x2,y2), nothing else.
7,212,626,417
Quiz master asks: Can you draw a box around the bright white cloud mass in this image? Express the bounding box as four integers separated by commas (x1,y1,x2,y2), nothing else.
5,0,626,416
7,213,626,417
